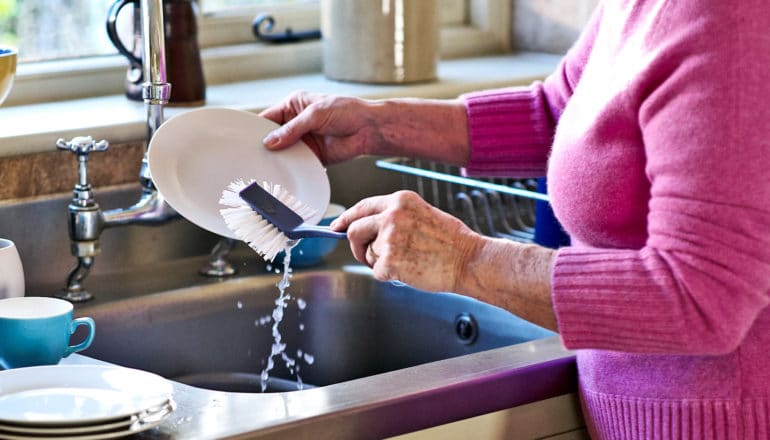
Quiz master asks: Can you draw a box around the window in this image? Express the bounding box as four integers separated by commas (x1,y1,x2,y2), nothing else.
2,0,510,106
0,0,318,63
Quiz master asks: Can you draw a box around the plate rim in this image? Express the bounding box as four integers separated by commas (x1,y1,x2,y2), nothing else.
0,365,172,426
0,398,173,435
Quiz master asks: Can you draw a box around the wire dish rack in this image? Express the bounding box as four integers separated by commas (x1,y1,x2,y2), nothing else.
376,158,568,247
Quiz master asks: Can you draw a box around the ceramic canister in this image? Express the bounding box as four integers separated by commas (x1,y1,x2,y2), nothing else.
321,0,439,84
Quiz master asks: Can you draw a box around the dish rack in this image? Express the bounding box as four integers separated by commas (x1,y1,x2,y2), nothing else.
376,158,564,245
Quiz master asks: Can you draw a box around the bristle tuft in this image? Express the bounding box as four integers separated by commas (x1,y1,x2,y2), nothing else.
219,180,319,262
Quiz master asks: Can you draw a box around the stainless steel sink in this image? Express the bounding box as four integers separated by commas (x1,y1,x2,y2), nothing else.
8,173,577,438
76,266,554,393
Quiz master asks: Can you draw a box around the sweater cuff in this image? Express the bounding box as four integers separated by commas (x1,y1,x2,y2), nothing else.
461,86,554,178
551,247,686,353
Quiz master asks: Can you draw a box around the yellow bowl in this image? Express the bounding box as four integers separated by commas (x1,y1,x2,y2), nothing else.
0,47,18,106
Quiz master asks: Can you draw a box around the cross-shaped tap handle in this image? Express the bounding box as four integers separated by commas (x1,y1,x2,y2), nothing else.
56,136,109,156
57,136,110,192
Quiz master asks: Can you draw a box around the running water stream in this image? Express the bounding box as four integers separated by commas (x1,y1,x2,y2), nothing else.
259,242,309,392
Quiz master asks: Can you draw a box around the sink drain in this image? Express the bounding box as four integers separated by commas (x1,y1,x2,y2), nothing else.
454,313,478,344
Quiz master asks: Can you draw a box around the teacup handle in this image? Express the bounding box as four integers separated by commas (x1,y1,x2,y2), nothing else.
64,317,96,357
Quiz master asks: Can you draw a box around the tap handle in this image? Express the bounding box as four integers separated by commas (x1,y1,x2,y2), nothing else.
56,136,109,156
57,136,109,194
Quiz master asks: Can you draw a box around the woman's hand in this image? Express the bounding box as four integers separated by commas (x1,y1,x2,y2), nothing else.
259,91,380,165
260,91,471,166
331,190,483,293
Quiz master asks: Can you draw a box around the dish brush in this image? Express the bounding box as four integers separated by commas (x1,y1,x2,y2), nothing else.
220,180,346,261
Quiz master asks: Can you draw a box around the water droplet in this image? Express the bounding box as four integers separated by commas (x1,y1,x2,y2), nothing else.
236,301,243,309
175,416,194,426
297,298,307,310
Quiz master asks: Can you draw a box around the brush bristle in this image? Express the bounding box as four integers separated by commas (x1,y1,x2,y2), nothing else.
220,179,318,262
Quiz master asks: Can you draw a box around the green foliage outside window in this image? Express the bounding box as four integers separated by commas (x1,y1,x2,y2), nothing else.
0,0,17,46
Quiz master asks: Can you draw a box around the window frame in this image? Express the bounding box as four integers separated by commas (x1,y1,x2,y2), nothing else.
4,0,510,107
196,0,468,47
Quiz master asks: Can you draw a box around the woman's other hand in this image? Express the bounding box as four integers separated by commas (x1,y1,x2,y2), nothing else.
259,91,378,165
330,190,482,293
260,91,471,166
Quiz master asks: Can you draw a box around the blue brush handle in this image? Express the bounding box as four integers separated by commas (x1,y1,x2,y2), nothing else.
289,224,348,240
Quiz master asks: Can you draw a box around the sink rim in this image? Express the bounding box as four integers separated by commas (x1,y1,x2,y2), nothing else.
66,335,574,439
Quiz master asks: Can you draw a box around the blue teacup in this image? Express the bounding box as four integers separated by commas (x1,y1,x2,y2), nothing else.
0,297,95,369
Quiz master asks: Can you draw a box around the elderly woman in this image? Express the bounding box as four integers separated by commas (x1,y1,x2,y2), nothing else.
260,0,770,438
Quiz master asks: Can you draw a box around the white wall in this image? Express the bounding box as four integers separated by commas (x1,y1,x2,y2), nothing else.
511,0,599,53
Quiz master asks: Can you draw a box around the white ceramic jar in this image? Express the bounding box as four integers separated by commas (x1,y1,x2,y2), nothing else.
0,239,24,298
321,0,439,83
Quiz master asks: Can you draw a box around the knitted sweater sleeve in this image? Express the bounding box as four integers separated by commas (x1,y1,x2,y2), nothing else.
461,4,603,178
552,2,770,354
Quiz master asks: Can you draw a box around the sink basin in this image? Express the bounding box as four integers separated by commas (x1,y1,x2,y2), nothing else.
76,267,554,393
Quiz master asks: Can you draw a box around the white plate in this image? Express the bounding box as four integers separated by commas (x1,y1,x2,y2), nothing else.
0,399,172,435
148,107,330,238
0,365,172,426
0,399,174,439
0,414,133,435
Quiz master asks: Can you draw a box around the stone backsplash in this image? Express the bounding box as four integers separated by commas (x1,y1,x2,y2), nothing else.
0,141,145,201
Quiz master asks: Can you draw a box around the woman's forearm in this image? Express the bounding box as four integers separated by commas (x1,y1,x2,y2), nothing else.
369,98,470,166
458,237,558,331
367,98,557,329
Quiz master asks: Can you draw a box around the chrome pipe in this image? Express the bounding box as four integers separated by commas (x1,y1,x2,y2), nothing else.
140,0,170,106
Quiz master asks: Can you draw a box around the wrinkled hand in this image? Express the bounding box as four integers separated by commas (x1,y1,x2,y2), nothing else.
331,190,483,293
259,91,378,165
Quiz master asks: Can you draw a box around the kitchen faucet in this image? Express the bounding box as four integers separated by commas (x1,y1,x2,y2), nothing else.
56,0,177,302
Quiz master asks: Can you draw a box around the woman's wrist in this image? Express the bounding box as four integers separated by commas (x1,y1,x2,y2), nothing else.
368,98,470,165
457,236,558,331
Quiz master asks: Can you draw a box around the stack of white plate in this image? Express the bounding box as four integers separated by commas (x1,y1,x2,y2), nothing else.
0,365,175,440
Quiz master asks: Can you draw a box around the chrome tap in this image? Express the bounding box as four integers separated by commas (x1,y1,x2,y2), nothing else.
56,0,177,302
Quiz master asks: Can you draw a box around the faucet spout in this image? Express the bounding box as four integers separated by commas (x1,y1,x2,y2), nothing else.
61,256,95,303
140,0,171,187
137,0,171,191
140,0,171,108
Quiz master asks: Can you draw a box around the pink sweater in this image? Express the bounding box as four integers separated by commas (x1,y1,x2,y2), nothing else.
462,1,770,438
